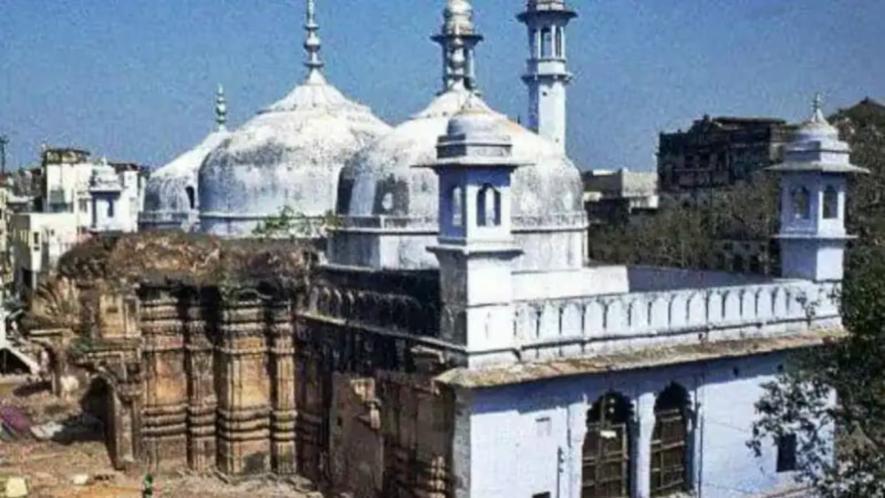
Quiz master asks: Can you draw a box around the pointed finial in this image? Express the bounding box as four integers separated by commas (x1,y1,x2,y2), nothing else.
215,84,228,131
304,0,324,80
448,30,467,91
810,92,826,123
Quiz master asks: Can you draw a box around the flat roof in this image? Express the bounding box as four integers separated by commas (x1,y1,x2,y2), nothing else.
436,328,844,388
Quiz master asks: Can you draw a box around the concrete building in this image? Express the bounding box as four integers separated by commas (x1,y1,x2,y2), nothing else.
582,169,659,225
140,86,231,232
10,211,78,293
658,116,795,199
39,148,144,234
21,2,857,498
10,148,145,295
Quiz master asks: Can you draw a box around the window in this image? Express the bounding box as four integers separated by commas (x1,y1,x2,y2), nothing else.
185,186,196,210
107,199,115,218
78,199,89,213
541,28,552,58
451,186,463,227
776,434,797,472
477,184,501,227
651,384,691,497
582,392,632,498
823,186,839,219
555,27,564,57
791,187,810,220
533,494,551,498
32,232,39,245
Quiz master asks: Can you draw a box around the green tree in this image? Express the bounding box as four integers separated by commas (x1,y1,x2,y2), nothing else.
252,207,343,240
749,246,885,497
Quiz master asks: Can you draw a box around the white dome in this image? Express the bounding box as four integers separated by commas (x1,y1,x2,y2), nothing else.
141,128,229,231
198,73,391,237
333,88,586,271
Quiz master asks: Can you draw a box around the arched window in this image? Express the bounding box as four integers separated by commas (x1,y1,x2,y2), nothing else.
582,392,632,498
451,186,463,227
732,255,745,274
823,185,839,219
477,184,501,227
651,384,691,497
185,186,196,210
791,187,810,220
541,27,553,58
555,27,564,57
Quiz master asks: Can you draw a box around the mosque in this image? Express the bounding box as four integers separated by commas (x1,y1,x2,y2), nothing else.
115,0,860,497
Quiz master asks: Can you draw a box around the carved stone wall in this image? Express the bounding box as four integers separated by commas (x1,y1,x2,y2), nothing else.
57,273,455,497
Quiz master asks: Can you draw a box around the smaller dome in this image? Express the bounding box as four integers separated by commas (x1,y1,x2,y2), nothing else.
446,101,500,138
141,128,229,231
794,105,840,143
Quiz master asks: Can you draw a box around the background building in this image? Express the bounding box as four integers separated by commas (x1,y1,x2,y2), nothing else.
582,168,658,225
9,148,146,295
657,115,795,200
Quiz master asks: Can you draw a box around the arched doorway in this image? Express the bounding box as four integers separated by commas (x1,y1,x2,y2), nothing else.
582,392,632,498
650,384,691,496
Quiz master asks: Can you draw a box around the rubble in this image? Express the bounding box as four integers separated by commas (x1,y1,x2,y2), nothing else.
0,476,28,498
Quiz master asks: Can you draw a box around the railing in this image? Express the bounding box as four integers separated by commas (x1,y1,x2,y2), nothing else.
511,280,840,359
337,213,586,231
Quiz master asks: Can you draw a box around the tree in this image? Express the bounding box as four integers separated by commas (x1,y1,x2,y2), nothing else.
749,245,885,497
252,207,342,240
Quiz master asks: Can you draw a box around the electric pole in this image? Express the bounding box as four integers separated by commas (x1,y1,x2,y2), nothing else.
0,135,7,176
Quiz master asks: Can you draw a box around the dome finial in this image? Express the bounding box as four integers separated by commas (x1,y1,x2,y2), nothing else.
433,0,482,94
215,84,228,131
304,0,324,81
448,29,468,91
811,92,826,123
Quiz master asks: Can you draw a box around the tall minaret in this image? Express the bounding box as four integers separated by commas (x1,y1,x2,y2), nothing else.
215,84,228,132
432,0,483,93
518,0,577,152
303,0,324,82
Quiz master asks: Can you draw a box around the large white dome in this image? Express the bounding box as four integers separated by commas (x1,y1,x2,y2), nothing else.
331,88,586,271
198,73,391,237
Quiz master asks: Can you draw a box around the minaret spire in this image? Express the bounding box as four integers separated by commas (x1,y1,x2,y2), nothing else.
432,0,483,94
304,0,324,82
215,84,228,131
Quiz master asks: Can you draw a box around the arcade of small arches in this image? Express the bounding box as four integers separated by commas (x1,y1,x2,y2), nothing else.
580,384,694,498
307,285,441,339
530,26,566,60
511,282,822,339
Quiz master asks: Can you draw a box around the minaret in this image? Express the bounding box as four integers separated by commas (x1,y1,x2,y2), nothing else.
432,0,483,93
215,84,228,132
518,0,577,152
303,0,324,82
420,100,529,367
769,94,868,281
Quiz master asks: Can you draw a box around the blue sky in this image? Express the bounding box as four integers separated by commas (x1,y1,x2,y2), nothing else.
1,0,883,172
